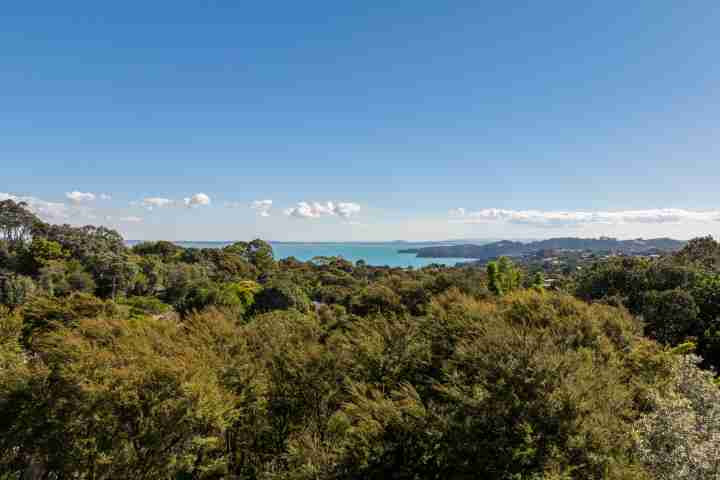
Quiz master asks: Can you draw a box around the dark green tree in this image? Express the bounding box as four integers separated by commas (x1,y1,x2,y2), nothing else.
0,275,36,310
0,199,40,246
487,256,522,295
641,289,700,345
675,235,720,271
349,284,403,316
254,279,311,314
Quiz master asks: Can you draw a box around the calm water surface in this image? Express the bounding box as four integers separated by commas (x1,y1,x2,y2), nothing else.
127,241,472,268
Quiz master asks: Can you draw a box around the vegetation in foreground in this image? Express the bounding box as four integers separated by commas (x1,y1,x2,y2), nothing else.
2,199,720,479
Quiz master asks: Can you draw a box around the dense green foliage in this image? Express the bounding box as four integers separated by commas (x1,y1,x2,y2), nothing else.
1,199,720,479
575,237,720,369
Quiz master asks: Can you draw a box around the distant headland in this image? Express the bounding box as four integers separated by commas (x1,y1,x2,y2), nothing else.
399,237,686,260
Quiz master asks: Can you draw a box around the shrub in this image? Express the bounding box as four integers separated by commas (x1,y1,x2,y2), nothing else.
635,354,720,479
254,279,311,314
0,275,36,309
349,284,402,316
641,289,700,345
66,269,97,294
21,292,116,345
286,292,661,479
0,315,240,478
119,295,172,318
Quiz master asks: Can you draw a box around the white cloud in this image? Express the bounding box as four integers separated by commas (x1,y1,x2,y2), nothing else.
183,193,211,208
104,215,142,224
133,197,174,210
284,201,361,220
118,216,143,223
65,191,96,204
100,193,112,200
450,208,720,227
251,199,273,217
284,202,318,219
226,199,274,216
335,202,361,219
133,193,211,210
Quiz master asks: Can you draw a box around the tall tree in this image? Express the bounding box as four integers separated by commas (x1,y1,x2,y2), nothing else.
0,200,41,246
487,256,522,295
675,235,720,271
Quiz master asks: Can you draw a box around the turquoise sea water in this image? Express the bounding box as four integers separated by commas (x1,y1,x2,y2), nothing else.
128,241,473,268
271,242,471,268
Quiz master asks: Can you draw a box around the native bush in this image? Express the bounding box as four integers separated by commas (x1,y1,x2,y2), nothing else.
635,354,720,480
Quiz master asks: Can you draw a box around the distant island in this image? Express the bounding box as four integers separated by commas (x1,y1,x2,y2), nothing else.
399,236,686,260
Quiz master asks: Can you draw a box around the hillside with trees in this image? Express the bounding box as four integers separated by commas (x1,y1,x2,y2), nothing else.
2,199,720,479
402,237,685,260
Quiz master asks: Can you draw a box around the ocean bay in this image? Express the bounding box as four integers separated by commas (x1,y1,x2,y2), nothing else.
127,241,472,268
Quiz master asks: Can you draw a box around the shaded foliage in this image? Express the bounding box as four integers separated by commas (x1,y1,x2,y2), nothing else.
254,279,311,314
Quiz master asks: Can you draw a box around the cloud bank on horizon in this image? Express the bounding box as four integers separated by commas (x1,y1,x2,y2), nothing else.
64,191,113,204
105,215,144,223
284,201,361,220
2,192,363,226
450,208,720,227
5,191,720,240
132,197,174,210
132,193,211,210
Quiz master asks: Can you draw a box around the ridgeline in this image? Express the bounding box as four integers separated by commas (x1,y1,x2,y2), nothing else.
401,236,685,260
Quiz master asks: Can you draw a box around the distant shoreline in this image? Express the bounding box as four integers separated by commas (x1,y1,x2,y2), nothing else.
126,239,501,246
124,239,478,268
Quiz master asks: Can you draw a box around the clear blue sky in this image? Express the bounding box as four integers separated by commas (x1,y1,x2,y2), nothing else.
3,1,720,241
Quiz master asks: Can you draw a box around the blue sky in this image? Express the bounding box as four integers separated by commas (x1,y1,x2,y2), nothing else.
2,1,720,241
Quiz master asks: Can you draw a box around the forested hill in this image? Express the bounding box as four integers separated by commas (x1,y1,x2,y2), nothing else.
401,237,686,259
5,198,720,478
